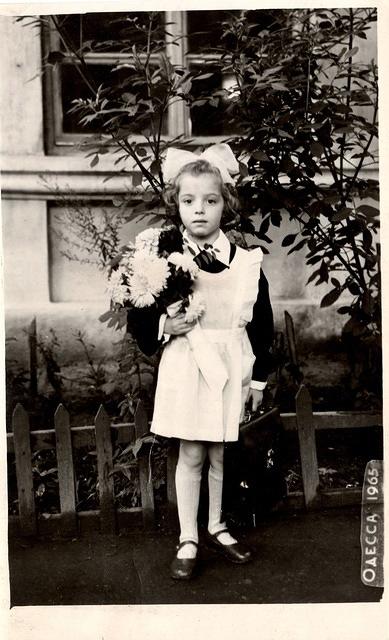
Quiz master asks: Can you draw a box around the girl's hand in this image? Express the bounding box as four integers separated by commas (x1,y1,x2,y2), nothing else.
166,300,184,318
164,314,196,336
246,388,263,413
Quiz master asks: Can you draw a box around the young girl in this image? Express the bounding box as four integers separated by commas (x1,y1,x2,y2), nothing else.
129,144,273,580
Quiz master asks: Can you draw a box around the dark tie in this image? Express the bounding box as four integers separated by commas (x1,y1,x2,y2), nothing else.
194,251,225,273
193,244,236,273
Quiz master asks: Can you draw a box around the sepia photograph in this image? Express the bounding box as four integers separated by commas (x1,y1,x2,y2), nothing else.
0,1,386,637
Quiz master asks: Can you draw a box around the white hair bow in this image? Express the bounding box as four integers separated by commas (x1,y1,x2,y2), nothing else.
162,143,239,185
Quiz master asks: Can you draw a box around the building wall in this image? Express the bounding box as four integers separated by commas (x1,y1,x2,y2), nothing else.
1,15,378,369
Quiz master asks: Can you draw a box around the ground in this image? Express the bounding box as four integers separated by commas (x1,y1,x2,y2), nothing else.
8,506,383,606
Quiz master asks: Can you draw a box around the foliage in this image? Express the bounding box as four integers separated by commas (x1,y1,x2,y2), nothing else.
18,13,200,223
18,10,380,400
36,328,63,396
8,436,167,515
47,184,130,268
199,8,380,394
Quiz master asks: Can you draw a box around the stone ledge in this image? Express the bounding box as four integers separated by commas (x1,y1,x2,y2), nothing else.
1,154,377,198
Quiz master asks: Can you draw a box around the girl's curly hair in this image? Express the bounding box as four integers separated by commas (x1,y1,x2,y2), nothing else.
163,159,240,228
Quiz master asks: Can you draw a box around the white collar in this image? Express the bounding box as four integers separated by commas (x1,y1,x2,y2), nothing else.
183,229,231,266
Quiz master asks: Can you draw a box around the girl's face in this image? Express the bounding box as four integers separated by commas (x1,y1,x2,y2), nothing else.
177,172,224,245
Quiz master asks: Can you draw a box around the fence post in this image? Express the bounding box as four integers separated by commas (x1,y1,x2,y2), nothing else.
135,400,155,529
28,317,38,397
54,404,78,536
95,405,116,534
295,385,320,509
12,404,37,536
284,311,298,367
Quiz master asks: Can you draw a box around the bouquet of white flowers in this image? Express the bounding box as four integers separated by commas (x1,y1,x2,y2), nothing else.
104,226,205,330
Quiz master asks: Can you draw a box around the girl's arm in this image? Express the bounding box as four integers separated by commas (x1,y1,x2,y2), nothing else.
127,304,197,356
246,269,274,384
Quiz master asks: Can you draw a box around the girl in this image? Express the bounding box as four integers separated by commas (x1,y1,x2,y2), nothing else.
129,144,273,580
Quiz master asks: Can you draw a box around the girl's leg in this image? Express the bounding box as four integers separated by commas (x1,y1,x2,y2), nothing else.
208,443,237,545
175,439,207,559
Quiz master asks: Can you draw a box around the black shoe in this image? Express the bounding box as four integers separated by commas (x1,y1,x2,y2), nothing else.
170,540,199,580
206,529,252,564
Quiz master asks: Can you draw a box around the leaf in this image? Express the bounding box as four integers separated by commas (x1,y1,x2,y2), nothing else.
288,239,306,255
132,440,142,458
332,207,353,222
121,92,136,104
306,255,322,266
310,142,324,158
90,155,99,168
347,281,360,296
271,82,288,91
193,73,215,81
320,287,341,308
357,205,379,218
282,233,298,247
307,201,325,218
259,216,270,236
337,306,353,315
278,130,294,140
306,268,321,285
239,162,249,177
319,260,329,283
340,46,359,60
363,230,373,251
136,147,148,157
253,150,270,162
150,159,161,175
270,211,282,227
99,310,114,323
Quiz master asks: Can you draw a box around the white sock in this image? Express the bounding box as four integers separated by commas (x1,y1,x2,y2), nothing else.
175,460,201,559
208,465,224,535
208,465,237,545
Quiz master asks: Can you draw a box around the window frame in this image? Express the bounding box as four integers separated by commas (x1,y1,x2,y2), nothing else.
42,10,240,154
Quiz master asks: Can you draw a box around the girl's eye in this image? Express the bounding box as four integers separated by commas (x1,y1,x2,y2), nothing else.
182,199,192,204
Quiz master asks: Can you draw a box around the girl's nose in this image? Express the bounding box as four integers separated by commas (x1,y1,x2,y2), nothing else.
195,204,204,214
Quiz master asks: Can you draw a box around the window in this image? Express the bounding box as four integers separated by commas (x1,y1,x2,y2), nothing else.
43,10,278,152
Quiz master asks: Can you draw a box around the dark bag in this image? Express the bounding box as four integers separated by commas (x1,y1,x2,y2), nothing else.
223,406,287,527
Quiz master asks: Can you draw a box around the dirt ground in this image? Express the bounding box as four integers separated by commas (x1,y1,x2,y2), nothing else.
8,506,383,606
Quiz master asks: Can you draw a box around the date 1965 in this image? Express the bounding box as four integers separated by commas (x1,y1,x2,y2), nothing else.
360,460,384,587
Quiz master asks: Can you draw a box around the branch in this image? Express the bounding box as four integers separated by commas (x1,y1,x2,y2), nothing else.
51,15,97,96
114,136,161,193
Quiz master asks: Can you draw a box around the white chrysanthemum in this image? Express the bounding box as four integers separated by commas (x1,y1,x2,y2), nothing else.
185,292,206,323
107,268,130,305
128,287,156,308
168,252,199,278
135,227,161,254
128,252,170,307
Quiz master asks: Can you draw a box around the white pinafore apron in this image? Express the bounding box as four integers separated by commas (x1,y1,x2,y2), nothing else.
151,245,263,442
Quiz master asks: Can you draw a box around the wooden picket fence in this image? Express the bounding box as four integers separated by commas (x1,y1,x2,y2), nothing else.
7,384,382,537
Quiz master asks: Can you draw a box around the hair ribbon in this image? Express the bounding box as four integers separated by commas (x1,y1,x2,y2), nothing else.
162,143,239,185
